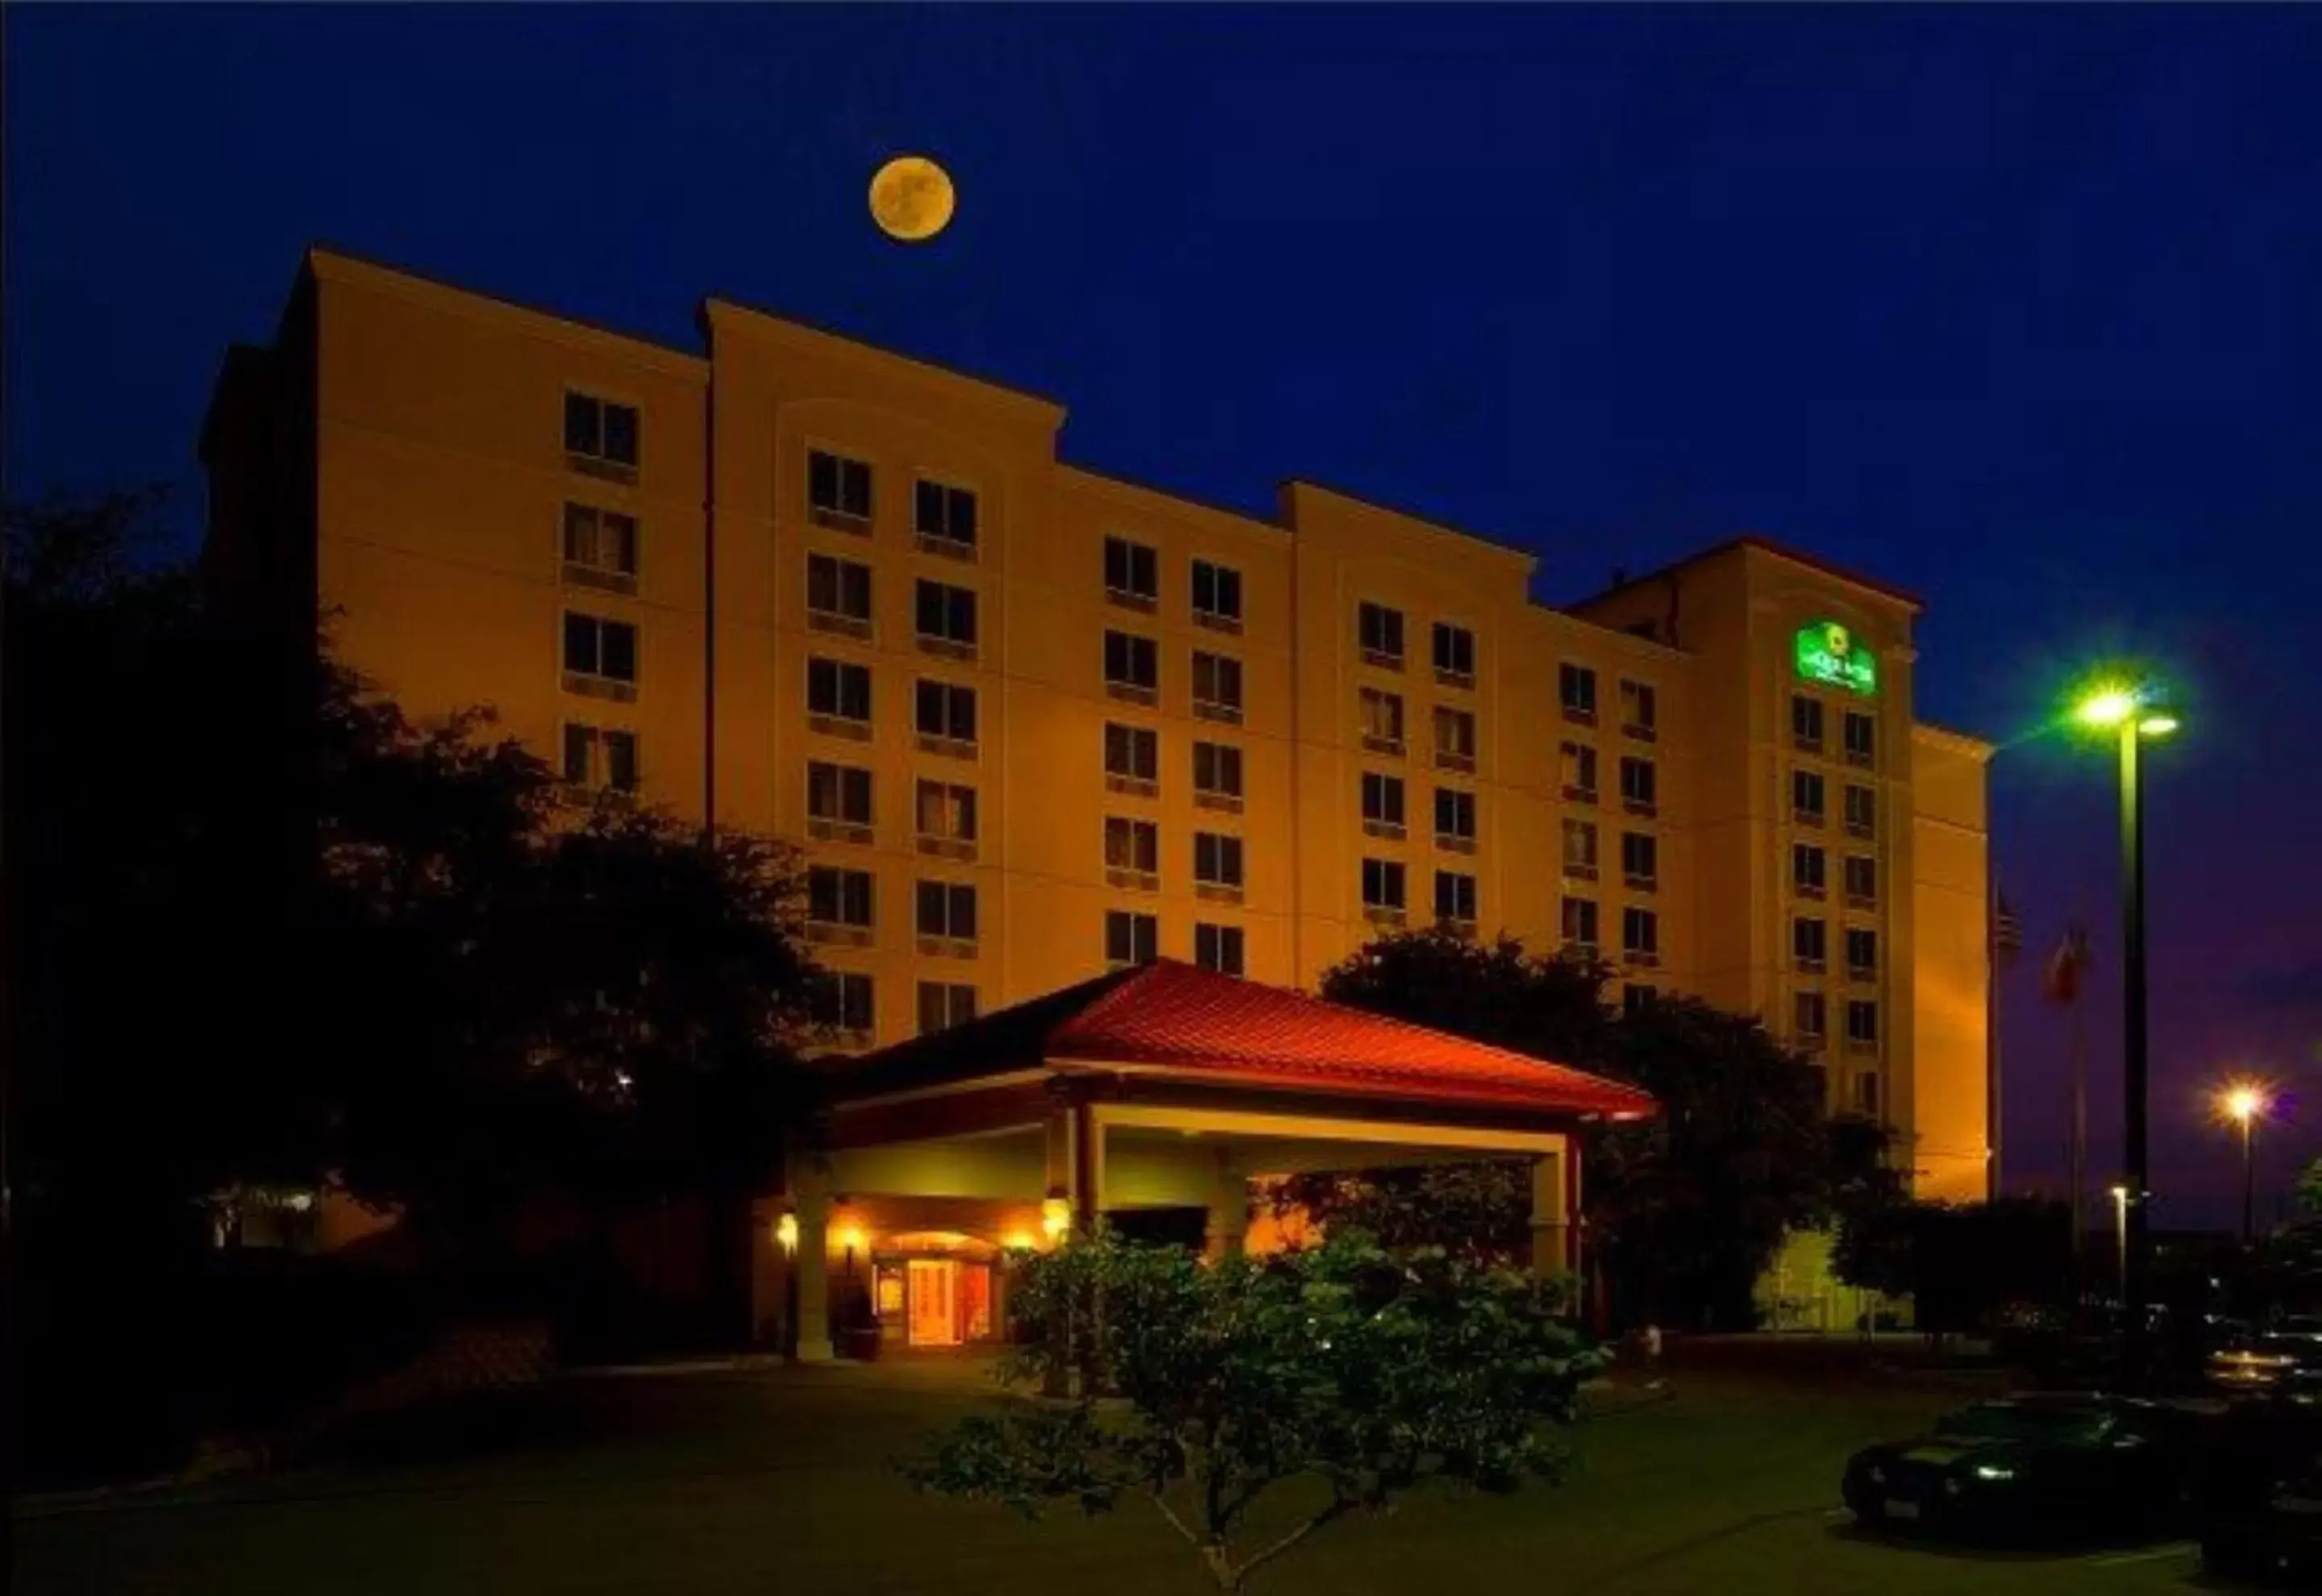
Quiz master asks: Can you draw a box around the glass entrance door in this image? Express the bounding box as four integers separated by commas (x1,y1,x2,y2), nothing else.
906,1259,959,1346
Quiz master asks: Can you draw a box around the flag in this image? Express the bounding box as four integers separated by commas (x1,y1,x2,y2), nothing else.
2043,923,2091,1004
1993,891,2024,968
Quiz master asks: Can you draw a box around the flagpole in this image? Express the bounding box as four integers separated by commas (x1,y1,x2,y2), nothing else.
1987,870,2004,1199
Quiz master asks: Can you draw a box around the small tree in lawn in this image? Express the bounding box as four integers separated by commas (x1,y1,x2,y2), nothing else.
905,1232,1600,1594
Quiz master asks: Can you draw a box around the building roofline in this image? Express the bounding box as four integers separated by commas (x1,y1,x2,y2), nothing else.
1280,479,1542,567
1575,534,1925,613
306,245,710,375
1912,721,1995,760
700,293,1067,428
1058,463,1286,539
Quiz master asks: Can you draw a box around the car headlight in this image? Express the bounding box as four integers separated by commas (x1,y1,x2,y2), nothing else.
1973,1464,2016,1482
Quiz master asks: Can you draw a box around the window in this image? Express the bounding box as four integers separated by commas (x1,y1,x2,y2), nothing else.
1621,831,1657,887
806,552,874,630
1191,560,1242,628
1105,536,1159,605
1619,678,1658,738
1854,1070,1881,1116
1846,999,1879,1050
1105,630,1159,700
564,392,639,469
1434,787,1476,846
1105,723,1160,788
1192,651,1243,721
1563,818,1599,879
1434,706,1476,772
914,580,978,650
1794,991,1828,1041
1106,910,1159,966
1792,915,1828,971
808,867,876,929
1792,843,1827,896
808,449,872,527
1844,854,1878,906
1194,922,1246,977
1193,832,1245,892
564,611,638,683
1562,896,1600,954
562,725,639,792
916,880,978,941
1846,927,1878,979
1843,709,1875,767
915,779,977,844
1619,755,1658,813
562,504,639,582
1561,741,1599,801
1361,858,1408,914
1791,693,1825,753
914,679,977,746
1435,871,1478,926
1433,622,1476,686
1844,783,1876,838
1105,816,1159,877
808,761,874,827
1359,687,1405,754
1362,771,1406,834
810,970,874,1037
918,981,978,1035
1622,906,1659,963
808,656,872,726
914,480,977,550
1193,741,1243,804
1791,769,1826,824
1357,601,1405,667
1623,983,1658,1016
1559,663,1598,722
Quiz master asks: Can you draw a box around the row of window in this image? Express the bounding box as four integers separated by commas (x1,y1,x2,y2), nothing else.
1791,693,1878,767
1791,917,1883,979
1791,770,1878,835
1793,991,1883,1053
807,448,981,557
1555,662,1659,739
1558,819,1660,886
805,556,984,650
1552,896,1664,964
1791,844,1879,904
1356,861,1487,929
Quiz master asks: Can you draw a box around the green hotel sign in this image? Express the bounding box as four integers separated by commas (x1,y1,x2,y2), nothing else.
1795,621,1877,696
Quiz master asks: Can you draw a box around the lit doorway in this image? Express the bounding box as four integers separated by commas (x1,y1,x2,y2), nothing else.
906,1260,959,1346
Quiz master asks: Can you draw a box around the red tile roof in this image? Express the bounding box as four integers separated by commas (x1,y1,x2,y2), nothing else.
834,960,1654,1120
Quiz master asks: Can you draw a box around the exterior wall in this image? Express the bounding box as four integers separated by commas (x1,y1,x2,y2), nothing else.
206,248,1991,1199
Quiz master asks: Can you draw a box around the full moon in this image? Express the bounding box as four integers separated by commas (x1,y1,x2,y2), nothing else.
868,156,955,243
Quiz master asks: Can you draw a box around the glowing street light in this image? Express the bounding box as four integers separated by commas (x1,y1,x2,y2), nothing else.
2066,672,2182,1370
2221,1082,2272,1244
2107,1185,2129,1303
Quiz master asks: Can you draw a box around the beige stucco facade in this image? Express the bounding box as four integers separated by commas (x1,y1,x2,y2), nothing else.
204,247,1991,1205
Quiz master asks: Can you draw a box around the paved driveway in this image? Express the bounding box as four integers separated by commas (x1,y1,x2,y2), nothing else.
11,1343,2216,1595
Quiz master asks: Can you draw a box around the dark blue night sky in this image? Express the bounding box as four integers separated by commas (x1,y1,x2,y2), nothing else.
10,6,2320,1225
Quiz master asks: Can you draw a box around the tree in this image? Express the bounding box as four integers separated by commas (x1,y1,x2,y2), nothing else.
1321,929,1612,1065
1833,1199,2074,1339
906,1232,1599,1593
1270,1161,1533,1266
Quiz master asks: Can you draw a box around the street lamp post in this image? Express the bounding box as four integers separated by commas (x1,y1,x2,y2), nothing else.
2108,1184,2129,1304
2224,1085,2269,1245
2071,683,2177,1376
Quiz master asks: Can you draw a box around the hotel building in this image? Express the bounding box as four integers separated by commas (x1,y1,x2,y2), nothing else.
203,248,1991,1240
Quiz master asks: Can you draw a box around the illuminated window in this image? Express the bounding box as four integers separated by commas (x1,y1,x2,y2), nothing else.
1623,906,1659,962
1192,651,1243,721
1358,601,1404,667
916,880,978,941
1794,991,1827,1041
562,504,638,579
1193,741,1242,801
1792,843,1826,896
1434,705,1476,771
810,970,874,1037
809,449,872,526
1362,771,1405,832
1432,622,1476,686
914,680,977,746
1559,663,1598,722
1791,769,1826,824
808,867,875,929
1191,560,1242,627
807,553,873,622
1621,831,1657,887
1844,854,1877,906
1791,694,1825,753
1563,818,1599,877
914,580,978,649
807,656,872,725
563,612,638,687
1194,922,1245,977
1362,858,1407,913
564,392,639,469
1619,756,1657,814
915,779,976,843
914,480,977,549
809,762,873,825
1846,927,1878,980
1560,742,1598,802
1105,910,1159,966
1619,679,1657,738
1843,709,1875,767
1359,688,1404,753
1105,817,1159,875
917,981,977,1034
1105,630,1159,696
1193,833,1244,890
1105,723,1159,785
1562,896,1599,954
1434,870,1478,926
563,725,638,792
1104,537,1159,605
1792,915,1828,971
1434,787,1475,845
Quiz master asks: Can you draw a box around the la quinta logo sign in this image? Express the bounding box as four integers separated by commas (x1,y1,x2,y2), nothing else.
1794,621,1877,696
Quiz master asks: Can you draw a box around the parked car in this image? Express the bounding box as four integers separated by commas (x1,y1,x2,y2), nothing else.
2199,1397,2322,1582
2211,1321,2322,1398
1843,1394,2197,1539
